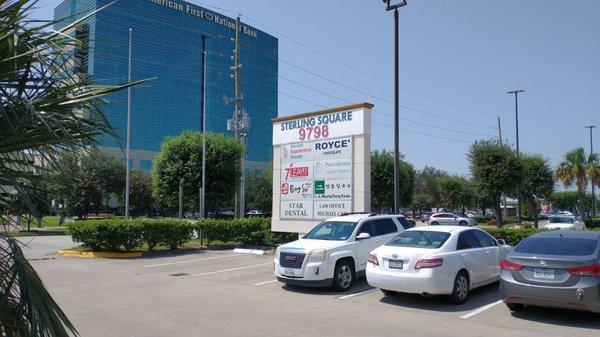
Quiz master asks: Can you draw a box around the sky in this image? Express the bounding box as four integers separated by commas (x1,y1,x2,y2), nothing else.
32,0,600,176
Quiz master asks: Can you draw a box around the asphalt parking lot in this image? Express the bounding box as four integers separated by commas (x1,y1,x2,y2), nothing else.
21,236,600,337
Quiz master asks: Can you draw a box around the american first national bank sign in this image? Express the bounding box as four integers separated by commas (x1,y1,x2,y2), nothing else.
271,103,373,234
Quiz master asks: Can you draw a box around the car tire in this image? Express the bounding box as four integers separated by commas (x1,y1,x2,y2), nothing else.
459,221,467,226
332,260,354,292
506,303,525,311
381,289,397,296
450,271,469,304
430,221,439,226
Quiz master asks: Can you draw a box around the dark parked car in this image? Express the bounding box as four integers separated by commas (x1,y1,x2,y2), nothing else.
500,230,600,313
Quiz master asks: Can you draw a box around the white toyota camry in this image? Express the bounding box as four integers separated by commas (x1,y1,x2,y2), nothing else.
366,226,512,304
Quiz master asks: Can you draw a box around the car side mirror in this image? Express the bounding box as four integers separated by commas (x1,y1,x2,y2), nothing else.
497,239,506,245
356,232,371,240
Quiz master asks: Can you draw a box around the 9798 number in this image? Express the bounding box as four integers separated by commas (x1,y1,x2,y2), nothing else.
298,125,329,141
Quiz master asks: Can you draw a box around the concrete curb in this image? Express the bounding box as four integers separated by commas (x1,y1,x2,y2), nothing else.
58,250,142,259
233,248,272,255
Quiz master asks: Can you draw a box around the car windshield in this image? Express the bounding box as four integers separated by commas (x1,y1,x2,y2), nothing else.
304,221,358,241
515,237,598,256
386,231,450,249
549,217,574,224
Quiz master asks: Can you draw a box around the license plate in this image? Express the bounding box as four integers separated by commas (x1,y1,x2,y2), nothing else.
533,268,555,280
283,268,297,276
389,260,403,269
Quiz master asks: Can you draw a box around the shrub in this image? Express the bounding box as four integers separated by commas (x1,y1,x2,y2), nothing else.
68,219,192,251
196,218,296,246
584,218,600,229
477,226,545,246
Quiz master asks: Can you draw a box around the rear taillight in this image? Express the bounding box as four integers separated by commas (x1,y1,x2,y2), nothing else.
566,264,600,276
368,254,379,266
500,259,524,271
414,258,443,269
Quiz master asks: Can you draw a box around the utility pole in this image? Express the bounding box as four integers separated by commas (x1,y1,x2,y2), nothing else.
507,89,525,222
225,16,249,219
383,0,407,214
125,28,132,218
585,125,597,218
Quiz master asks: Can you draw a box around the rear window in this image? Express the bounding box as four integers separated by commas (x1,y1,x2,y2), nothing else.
386,231,450,249
515,237,599,256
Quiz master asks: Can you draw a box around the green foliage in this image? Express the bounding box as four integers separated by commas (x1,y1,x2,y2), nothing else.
477,226,545,246
555,148,600,216
126,169,154,217
151,131,244,214
68,219,193,251
196,218,296,246
412,166,448,210
584,218,600,229
439,175,474,212
51,152,103,219
370,150,415,211
469,139,523,224
244,168,272,213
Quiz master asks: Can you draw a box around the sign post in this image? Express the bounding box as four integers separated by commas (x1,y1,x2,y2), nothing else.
271,103,373,235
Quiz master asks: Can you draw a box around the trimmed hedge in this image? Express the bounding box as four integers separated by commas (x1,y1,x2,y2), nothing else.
68,219,193,251
477,226,546,246
584,218,600,229
195,218,296,246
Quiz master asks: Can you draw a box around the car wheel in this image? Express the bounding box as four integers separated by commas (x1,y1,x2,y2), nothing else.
459,221,467,226
431,221,439,226
381,289,397,296
506,303,525,311
451,271,469,304
333,260,354,292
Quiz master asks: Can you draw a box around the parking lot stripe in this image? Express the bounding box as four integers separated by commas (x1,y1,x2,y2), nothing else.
190,262,273,277
253,280,278,286
337,288,377,299
144,254,238,268
460,300,503,319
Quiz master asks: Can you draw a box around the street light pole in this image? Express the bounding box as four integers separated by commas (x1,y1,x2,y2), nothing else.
507,89,525,222
383,0,407,214
585,125,597,218
200,36,208,220
125,28,132,218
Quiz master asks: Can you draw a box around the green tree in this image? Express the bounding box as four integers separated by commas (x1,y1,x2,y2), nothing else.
0,1,147,335
468,139,523,225
548,191,579,213
439,175,474,214
519,154,554,227
126,169,154,217
555,147,600,217
151,131,243,215
82,150,125,211
245,168,272,214
413,166,448,209
370,150,415,212
52,153,103,219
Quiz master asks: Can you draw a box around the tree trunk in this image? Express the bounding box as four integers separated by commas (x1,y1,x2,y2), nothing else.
578,179,585,219
495,196,503,226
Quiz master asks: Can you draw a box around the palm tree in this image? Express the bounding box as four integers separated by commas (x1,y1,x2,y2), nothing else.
1,1,148,335
555,147,600,218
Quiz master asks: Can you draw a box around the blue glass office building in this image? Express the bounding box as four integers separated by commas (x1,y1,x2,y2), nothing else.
54,0,278,170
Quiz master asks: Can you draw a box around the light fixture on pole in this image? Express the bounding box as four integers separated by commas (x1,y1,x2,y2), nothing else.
200,36,208,219
382,0,407,214
507,89,525,222
585,125,597,218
